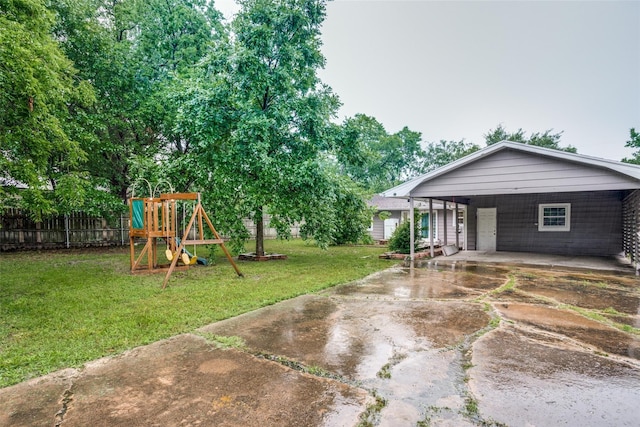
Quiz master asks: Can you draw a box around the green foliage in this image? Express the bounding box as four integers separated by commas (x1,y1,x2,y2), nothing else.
621,128,640,164
378,211,392,221
50,0,223,202
1,0,422,245
337,114,425,192
422,139,480,172
173,0,373,255
0,0,95,218
484,124,576,153
388,212,421,253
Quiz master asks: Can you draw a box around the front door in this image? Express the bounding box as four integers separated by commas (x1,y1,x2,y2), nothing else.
383,218,399,239
477,208,497,251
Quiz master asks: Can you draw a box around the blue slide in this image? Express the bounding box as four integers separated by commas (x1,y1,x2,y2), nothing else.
174,237,208,266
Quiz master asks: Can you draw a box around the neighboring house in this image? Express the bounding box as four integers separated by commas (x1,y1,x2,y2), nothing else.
367,195,465,248
382,140,640,264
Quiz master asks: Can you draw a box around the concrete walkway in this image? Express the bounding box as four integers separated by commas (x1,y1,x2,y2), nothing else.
1,263,639,426
425,250,636,273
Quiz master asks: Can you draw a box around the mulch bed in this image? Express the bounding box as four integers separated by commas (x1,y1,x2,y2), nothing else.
379,247,443,260
238,253,288,261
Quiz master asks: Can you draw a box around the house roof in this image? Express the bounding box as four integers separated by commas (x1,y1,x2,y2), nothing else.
381,140,640,198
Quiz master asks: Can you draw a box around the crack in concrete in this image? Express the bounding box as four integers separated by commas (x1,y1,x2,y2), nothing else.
54,388,74,426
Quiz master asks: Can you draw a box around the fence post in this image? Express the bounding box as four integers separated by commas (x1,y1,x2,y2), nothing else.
65,214,70,249
121,213,125,246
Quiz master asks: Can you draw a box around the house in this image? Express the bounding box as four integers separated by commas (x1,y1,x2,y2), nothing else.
367,195,465,248
382,141,640,264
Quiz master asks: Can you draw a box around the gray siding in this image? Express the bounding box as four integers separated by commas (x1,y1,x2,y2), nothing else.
369,208,461,245
467,191,624,256
371,218,384,240
369,211,404,241
412,149,640,198
435,209,461,246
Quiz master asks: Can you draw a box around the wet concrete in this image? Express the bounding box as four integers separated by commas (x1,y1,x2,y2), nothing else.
471,325,640,427
1,263,639,426
0,334,369,427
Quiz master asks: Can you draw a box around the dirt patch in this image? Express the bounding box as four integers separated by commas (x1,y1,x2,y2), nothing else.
403,302,491,347
489,288,553,305
518,279,640,315
494,302,640,359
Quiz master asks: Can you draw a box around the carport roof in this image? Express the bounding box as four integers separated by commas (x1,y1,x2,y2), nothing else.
382,141,640,198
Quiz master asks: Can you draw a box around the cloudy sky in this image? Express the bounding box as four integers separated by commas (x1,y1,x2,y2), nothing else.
216,0,640,161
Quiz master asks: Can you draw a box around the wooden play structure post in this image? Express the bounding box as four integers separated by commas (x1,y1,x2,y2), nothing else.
128,192,243,288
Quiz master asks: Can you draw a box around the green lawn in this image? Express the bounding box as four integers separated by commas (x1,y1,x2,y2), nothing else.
0,240,395,388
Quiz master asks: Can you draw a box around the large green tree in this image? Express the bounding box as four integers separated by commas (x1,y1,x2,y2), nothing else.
176,0,370,255
50,0,222,200
485,124,576,153
337,114,425,192
0,0,95,218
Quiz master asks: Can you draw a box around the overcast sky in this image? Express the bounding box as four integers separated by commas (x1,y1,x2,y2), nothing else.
216,0,640,161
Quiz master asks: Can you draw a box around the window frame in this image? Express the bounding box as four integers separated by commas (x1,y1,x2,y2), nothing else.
420,211,437,239
538,203,571,232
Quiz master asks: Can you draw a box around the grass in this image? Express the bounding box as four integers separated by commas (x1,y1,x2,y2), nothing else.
0,239,395,388
357,391,387,427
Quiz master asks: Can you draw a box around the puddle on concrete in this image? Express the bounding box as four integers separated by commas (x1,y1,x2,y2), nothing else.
415,261,512,277
332,267,504,300
471,325,640,426
370,349,472,427
402,302,491,347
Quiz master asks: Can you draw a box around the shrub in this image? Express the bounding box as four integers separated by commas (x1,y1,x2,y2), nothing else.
388,213,421,253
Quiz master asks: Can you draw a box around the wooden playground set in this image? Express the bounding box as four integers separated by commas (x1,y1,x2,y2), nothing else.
128,192,243,288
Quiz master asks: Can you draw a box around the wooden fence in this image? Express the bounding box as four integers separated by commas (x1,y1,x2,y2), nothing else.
0,208,128,251
1,208,299,251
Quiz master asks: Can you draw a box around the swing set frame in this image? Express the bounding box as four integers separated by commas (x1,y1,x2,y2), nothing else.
128,192,243,288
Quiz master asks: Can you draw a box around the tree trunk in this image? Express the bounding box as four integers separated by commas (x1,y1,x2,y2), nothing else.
255,206,265,257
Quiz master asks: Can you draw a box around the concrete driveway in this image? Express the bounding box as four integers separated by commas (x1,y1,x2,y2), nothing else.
1,263,639,426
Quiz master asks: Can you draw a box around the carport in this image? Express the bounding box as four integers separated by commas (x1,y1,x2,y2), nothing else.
423,250,634,273
382,141,640,268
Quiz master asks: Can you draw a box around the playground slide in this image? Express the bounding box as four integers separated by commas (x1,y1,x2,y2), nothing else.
183,247,208,266
172,237,208,266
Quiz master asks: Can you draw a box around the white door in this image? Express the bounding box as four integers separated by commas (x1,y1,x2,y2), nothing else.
477,208,497,251
384,218,399,239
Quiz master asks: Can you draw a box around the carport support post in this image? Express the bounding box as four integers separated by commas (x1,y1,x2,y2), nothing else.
455,203,460,248
443,201,448,246
429,199,434,258
409,196,415,262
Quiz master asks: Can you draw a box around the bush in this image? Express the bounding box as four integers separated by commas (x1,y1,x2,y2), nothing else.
388,214,421,253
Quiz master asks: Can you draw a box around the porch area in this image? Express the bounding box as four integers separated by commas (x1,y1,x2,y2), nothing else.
424,250,637,274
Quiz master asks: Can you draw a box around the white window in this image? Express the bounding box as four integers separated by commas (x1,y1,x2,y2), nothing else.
538,203,571,232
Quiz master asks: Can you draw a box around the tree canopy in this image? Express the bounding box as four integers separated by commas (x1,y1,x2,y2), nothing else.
0,0,95,218
421,140,480,173
622,128,640,165
484,124,576,153
336,114,425,193
174,0,372,254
